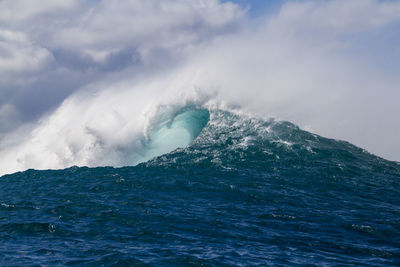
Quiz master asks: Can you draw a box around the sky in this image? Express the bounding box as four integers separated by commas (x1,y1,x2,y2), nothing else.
225,0,282,16
0,0,399,174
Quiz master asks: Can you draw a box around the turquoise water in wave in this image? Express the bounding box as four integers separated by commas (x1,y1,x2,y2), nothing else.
1,109,400,266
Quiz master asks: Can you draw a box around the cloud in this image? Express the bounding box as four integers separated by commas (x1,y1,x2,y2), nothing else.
0,0,79,22
0,29,55,131
0,29,53,74
47,0,245,67
1,0,245,66
270,0,400,34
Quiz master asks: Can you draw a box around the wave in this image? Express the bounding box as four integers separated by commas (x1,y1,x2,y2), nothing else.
0,97,398,177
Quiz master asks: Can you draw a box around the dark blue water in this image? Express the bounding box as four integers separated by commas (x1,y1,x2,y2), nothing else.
1,110,399,266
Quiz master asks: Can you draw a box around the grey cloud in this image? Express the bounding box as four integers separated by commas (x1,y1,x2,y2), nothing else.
51,48,140,72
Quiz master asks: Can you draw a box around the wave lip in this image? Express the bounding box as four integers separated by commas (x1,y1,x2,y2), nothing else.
143,107,210,163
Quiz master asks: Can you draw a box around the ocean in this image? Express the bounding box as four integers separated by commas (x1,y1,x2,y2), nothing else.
1,108,399,266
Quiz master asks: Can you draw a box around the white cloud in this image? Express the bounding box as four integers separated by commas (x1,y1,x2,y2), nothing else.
47,0,245,63
0,0,79,22
0,29,53,73
269,0,400,35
